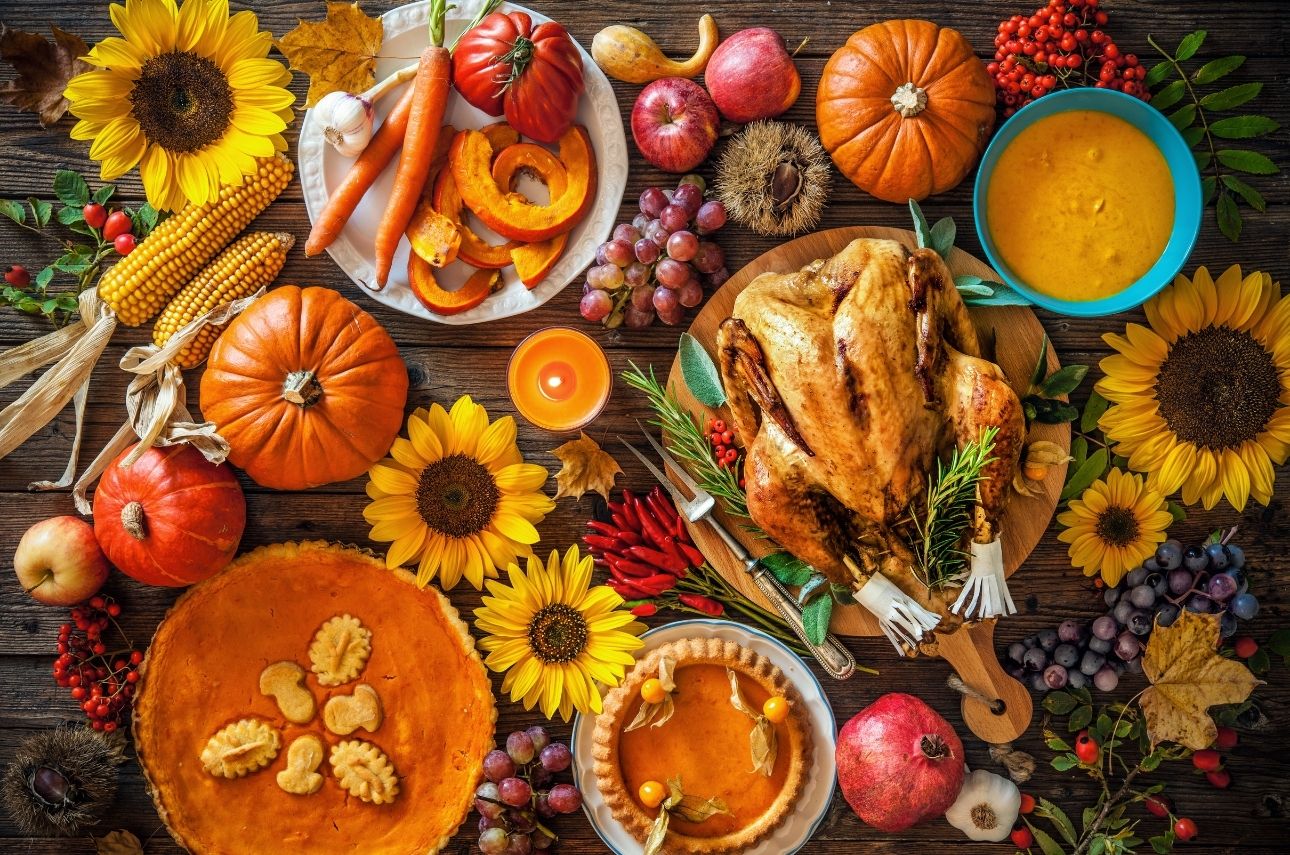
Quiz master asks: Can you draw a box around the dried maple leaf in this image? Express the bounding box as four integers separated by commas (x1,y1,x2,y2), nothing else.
552,433,622,501
95,829,143,855
0,25,90,126
276,2,383,108
1140,609,1261,750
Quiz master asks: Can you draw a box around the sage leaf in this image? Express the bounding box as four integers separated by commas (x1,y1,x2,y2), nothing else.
1168,103,1197,130
929,216,956,259
908,198,931,249
1150,79,1186,111
797,573,828,607
1193,54,1245,84
1222,174,1267,211
1209,115,1279,139
801,593,832,646
761,553,812,587
960,281,1032,306
678,333,726,407
1030,335,1051,389
0,199,25,225
1175,30,1206,62
1144,60,1173,88
1040,364,1088,398
1218,148,1278,175
1201,81,1261,111
1217,193,1242,242
52,170,89,207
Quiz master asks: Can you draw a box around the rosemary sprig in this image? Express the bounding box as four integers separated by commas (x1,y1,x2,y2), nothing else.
911,426,998,590
622,362,748,519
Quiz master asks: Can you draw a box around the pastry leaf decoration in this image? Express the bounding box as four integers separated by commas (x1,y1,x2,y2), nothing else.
679,333,727,408
201,719,281,778
625,656,676,732
643,777,732,855
726,668,777,776
1140,610,1261,749
551,433,623,501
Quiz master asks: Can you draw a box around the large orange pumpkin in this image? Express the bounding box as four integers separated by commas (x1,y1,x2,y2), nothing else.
199,286,409,490
816,20,995,203
93,443,245,587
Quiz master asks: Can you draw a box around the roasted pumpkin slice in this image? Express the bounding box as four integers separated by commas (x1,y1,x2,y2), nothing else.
492,144,570,290
432,170,519,270
406,196,461,267
450,125,597,243
407,254,502,316
480,121,521,157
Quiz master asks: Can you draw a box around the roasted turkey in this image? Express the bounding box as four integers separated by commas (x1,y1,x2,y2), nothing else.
716,238,1025,638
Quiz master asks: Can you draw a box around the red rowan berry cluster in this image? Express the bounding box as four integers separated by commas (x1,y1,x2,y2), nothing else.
51,596,144,731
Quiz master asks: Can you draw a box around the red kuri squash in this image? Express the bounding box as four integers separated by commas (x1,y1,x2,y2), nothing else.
93,444,245,587
199,286,409,490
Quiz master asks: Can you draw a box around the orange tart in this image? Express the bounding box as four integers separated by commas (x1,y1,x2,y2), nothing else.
592,637,811,853
134,541,496,854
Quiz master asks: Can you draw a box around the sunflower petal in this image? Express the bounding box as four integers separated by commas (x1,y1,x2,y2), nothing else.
476,415,518,467
369,463,418,496
494,463,549,493
1220,447,1251,512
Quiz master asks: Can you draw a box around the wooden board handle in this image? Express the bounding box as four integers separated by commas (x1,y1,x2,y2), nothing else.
935,621,1033,744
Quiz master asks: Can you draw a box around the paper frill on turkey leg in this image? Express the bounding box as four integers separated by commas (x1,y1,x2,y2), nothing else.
951,539,1017,620
853,572,942,656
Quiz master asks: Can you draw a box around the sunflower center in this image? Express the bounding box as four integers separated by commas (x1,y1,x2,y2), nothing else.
415,454,499,537
130,51,234,153
526,603,589,664
1095,506,1141,547
1156,326,1281,449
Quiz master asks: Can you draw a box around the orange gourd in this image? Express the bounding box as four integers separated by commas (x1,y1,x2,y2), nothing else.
816,20,995,203
199,286,408,490
93,443,245,587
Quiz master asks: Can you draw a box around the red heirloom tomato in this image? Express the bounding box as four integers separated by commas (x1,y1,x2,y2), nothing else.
452,11,584,143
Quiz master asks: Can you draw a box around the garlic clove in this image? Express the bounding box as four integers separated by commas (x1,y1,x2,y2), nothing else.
314,90,373,159
944,768,1022,842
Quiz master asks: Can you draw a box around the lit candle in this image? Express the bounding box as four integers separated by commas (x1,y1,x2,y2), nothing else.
508,328,611,432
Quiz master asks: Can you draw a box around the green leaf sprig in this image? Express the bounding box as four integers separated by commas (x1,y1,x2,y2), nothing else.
1146,30,1280,242
0,170,161,323
908,199,1032,307
1023,335,1089,426
911,426,998,590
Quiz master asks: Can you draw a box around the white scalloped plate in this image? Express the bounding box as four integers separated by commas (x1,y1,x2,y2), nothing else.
298,0,628,324
570,620,838,855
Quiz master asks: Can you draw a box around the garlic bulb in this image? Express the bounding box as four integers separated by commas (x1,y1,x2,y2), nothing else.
315,91,373,158
944,768,1021,842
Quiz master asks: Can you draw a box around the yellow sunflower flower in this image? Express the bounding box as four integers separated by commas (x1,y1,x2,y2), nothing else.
1057,468,1173,587
364,395,556,591
474,545,646,722
64,0,295,211
1096,265,1290,511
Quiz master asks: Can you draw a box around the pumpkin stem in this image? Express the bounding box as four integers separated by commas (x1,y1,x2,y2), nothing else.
891,82,928,118
282,370,324,407
121,501,147,541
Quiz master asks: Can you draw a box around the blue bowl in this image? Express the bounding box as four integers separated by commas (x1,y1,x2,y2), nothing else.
973,87,1202,317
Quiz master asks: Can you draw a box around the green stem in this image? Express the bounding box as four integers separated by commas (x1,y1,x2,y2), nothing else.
448,0,504,53
1147,35,1224,200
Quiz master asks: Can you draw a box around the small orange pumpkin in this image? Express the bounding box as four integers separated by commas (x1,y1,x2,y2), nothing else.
199,286,408,490
816,20,995,203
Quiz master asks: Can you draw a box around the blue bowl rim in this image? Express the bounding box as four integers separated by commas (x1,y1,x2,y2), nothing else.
972,87,1203,318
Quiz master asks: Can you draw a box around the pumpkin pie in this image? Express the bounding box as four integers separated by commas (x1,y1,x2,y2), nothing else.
591,637,811,853
133,541,496,854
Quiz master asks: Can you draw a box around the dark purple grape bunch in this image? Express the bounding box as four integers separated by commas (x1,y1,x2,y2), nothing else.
580,175,729,329
1002,532,1254,696
474,727,581,854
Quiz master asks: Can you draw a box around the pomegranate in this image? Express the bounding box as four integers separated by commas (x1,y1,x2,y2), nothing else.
835,692,966,831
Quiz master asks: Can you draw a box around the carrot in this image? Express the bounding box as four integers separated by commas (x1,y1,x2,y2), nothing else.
304,85,415,257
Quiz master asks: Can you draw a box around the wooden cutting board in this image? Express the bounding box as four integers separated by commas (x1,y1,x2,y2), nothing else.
665,226,1071,743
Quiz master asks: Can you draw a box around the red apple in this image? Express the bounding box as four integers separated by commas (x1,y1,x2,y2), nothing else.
631,78,720,173
13,516,110,606
705,28,801,123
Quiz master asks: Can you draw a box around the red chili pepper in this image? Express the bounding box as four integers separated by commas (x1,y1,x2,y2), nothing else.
610,513,631,532
586,520,620,536
626,545,688,574
584,534,626,553
646,489,679,527
679,593,725,616
674,514,687,541
637,573,678,594
617,530,643,546
607,556,657,578
677,541,705,567
606,500,623,514
630,602,658,617
633,497,671,547
621,490,641,528
660,536,691,568
609,578,652,599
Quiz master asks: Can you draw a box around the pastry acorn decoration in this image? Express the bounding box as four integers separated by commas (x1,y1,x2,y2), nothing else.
1,726,126,836
715,120,832,237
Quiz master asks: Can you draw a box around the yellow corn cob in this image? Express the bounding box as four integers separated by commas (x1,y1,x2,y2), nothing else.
98,156,294,327
152,231,295,369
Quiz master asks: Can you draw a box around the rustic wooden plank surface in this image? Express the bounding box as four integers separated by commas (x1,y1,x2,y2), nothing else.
0,0,1287,852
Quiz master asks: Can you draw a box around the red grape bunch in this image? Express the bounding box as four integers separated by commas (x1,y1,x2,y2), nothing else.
580,175,729,329
989,0,1149,117
474,727,581,853
51,595,144,732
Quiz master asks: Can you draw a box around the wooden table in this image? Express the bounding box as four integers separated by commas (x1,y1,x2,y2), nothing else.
0,1,1287,851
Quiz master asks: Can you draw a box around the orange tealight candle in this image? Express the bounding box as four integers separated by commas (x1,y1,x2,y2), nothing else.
508,327,611,432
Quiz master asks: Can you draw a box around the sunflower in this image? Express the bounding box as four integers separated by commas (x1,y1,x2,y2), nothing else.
1096,265,1290,511
364,396,556,591
64,0,295,211
1057,468,1173,586
474,545,646,721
